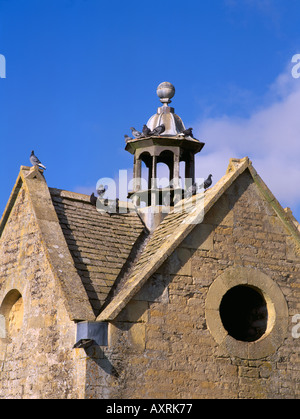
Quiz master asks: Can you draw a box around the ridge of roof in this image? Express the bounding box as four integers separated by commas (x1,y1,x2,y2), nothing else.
247,164,300,244
0,166,29,238
284,207,300,233
97,156,300,321
49,187,136,211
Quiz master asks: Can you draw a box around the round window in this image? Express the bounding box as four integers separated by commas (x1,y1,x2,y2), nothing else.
219,285,268,342
205,267,288,359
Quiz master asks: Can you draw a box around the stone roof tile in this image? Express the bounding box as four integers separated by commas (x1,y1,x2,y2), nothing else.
49,188,146,316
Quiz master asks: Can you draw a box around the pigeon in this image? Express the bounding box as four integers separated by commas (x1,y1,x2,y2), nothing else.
191,182,198,195
204,174,213,189
30,150,46,170
124,134,133,142
142,124,152,137
150,124,165,136
182,127,193,137
90,193,97,206
97,184,107,197
186,182,198,197
130,127,144,138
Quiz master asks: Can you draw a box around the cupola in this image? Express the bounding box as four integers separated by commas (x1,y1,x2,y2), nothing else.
125,82,205,230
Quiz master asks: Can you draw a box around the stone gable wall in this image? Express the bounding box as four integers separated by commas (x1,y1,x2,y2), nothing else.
0,185,82,399
0,170,298,399
83,171,300,399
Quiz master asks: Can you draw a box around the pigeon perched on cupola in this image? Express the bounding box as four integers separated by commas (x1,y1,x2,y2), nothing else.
124,135,132,142
181,127,193,137
142,124,152,137
150,124,165,136
130,127,143,139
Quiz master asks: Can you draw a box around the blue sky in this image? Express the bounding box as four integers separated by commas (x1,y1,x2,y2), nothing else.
0,0,300,221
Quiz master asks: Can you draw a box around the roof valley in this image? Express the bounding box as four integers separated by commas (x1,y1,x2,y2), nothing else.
49,187,146,316
100,227,151,310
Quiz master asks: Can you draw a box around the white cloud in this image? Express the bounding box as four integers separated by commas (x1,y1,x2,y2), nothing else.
194,67,300,212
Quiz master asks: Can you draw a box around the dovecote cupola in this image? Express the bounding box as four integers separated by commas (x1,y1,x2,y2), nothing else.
125,82,205,230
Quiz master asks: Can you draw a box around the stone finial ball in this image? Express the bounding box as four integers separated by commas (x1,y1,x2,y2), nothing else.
156,82,175,102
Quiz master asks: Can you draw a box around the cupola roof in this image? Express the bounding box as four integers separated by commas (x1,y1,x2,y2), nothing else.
146,82,186,136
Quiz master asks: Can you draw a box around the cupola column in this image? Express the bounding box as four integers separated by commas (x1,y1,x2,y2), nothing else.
173,154,180,188
133,156,142,191
151,155,157,189
185,152,195,185
151,155,159,207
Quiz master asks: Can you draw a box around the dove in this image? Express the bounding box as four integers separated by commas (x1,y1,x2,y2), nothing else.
150,124,165,136
124,135,133,142
183,127,193,137
204,174,213,189
97,184,107,197
130,127,143,138
90,193,97,206
30,150,46,170
142,124,152,137
179,127,193,137
186,182,198,197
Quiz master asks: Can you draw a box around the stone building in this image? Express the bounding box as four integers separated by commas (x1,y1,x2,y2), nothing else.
0,83,299,399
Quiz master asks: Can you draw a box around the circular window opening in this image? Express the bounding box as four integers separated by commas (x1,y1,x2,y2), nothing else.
219,285,268,342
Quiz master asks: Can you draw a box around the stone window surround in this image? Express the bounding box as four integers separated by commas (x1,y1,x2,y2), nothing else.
205,267,288,360
0,289,23,340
